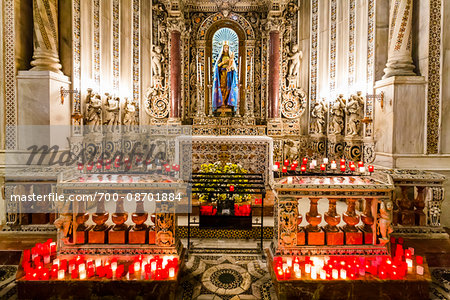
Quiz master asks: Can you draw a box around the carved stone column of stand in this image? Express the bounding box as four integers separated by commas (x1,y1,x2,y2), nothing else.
414,186,426,226
148,213,157,245
109,199,128,244
75,202,90,245
323,198,343,245
89,198,109,244
397,186,415,225
129,200,148,244
342,198,363,245
305,197,324,245
360,198,375,245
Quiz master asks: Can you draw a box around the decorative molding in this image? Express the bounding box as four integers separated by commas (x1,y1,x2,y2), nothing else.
367,0,375,85
197,12,255,41
4,0,17,150
132,0,141,121
93,0,101,88
426,0,441,154
112,0,120,93
348,0,356,87
328,0,337,92
308,0,318,133
71,0,82,136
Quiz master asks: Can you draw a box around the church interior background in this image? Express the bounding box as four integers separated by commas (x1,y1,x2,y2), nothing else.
1,0,450,299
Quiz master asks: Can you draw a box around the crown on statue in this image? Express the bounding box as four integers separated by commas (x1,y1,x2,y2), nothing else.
222,40,229,46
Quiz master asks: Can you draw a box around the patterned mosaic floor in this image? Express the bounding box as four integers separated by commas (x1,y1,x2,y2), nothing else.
176,254,277,300
0,261,449,299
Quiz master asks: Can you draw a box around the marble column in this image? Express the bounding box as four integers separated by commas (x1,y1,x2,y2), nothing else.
170,30,181,119
30,0,62,74
383,0,415,79
268,31,281,119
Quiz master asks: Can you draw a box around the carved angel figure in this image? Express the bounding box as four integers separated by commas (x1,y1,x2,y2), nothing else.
329,94,346,135
287,44,303,78
104,95,120,132
378,200,394,244
122,97,137,131
85,89,102,132
151,45,164,77
311,100,327,134
346,91,364,136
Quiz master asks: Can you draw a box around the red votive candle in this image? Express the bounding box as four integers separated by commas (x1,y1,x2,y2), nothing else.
320,164,326,171
340,158,345,165
229,185,235,192
350,164,356,171
282,166,288,173
284,159,290,166
292,160,298,167
416,256,423,265
300,165,306,172
340,165,346,172
302,157,308,165
368,165,374,172
291,164,297,171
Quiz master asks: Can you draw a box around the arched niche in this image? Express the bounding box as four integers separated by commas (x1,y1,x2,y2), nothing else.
196,13,255,118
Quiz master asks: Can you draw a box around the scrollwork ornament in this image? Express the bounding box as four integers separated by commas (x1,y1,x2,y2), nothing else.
144,84,169,119
281,87,307,119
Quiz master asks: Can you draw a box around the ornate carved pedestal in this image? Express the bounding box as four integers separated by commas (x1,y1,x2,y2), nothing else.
89,199,110,244
360,198,375,244
75,212,90,245
129,201,148,244
305,198,324,245
343,198,363,245
323,198,343,245
398,186,415,225
109,199,129,244
414,186,426,226
148,214,157,245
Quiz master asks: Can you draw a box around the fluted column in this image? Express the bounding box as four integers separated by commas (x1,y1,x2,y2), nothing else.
268,31,281,118
170,30,181,119
30,0,62,73
383,0,415,78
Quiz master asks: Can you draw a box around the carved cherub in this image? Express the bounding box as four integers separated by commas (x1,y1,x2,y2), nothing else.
287,44,303,78
151,45,164,77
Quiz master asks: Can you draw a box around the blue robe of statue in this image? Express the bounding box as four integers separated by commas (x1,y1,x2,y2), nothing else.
212,49,239,112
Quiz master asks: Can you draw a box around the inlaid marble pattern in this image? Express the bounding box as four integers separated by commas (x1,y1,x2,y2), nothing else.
426,0,441,154
4,0,17,149
177,255,276,300
309,0,319,133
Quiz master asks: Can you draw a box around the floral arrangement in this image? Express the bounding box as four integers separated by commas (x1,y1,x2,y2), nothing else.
196,162,252,204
